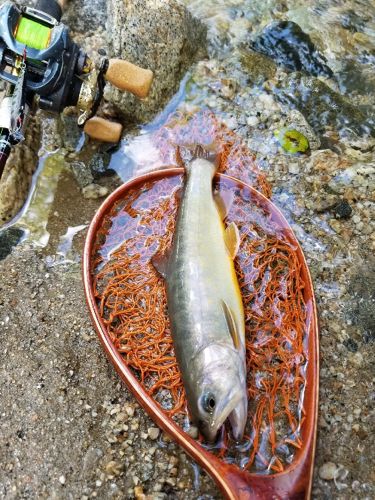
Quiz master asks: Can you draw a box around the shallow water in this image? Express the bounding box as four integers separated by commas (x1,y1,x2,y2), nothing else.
2,0,374,256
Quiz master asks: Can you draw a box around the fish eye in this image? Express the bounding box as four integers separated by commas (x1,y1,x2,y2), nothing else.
202,393,216,414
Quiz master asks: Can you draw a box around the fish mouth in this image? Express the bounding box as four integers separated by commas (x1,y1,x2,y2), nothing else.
204,390,247,442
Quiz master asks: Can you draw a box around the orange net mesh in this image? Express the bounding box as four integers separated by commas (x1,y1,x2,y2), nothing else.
91,112,309,473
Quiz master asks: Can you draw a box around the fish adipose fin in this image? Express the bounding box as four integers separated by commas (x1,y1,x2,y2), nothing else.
222,300,241,350
151,249,170,278
224,222,240,259
214,190,234,220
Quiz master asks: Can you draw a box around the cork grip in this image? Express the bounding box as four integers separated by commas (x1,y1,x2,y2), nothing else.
83,117,123,143
105,59,154,98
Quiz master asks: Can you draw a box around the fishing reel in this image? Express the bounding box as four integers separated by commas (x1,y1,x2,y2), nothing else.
0,0,154,178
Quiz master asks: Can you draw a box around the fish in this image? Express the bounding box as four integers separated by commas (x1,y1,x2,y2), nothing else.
152,147,248,442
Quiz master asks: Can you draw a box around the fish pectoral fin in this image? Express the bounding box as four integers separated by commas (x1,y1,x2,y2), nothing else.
224,222,240,259
214,190,234,220
151,250,170,278
222,300,241,350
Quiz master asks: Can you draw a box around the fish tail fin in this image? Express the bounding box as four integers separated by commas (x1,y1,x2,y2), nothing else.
183,143,220,175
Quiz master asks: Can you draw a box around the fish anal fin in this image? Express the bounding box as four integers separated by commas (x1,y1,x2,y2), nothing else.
222,300,241,350
224,222,240,259
214,190,234,220
151,250,170,278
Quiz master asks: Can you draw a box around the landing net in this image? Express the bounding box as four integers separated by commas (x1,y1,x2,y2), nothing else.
91,112,309,473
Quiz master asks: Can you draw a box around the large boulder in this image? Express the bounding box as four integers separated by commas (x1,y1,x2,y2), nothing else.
0,115,41,225
105,0,207,122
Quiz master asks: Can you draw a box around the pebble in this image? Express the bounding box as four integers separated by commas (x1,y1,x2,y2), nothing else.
247,116,260,127
319,462,338,481
333,200,353,219
148,427,160,440
288,163,300,174
350,352,364,367
134,485,146,500
59,475,66,485
186,425,199,439
82,183,109,200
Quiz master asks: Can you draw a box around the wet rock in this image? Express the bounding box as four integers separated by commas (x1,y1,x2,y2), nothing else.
332,200,353,219
239,48,277,85
0,227,25,261
251,21,333,78
59,114,83,152
105,0,207,122
71,161,94,188
343,338,358,352
337,59,375,98
89,152,114,179
275,73,375,138
0,115,41,225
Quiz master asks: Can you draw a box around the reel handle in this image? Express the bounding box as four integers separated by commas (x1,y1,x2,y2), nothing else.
104,59,154,99
83,116,123,143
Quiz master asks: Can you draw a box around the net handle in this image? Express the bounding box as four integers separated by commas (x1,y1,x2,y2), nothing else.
104,59,154,99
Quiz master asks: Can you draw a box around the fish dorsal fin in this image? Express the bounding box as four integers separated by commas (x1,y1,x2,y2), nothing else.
151,249,171,278
222,300,241,350
224,222,240,259
214,190,234,220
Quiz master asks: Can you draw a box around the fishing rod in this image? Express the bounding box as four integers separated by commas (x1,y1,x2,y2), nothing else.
0,0,154,179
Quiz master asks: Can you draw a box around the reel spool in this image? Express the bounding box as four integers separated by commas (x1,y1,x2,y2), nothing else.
0,0,154,177
14,15,51,50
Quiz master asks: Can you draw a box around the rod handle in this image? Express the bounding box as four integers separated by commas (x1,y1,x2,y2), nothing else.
83,117,123,143
105,59,153,99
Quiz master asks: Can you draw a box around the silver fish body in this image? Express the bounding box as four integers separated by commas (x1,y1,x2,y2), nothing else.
156,157,248,442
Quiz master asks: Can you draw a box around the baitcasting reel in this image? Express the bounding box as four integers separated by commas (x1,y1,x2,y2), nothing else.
0,0,154,178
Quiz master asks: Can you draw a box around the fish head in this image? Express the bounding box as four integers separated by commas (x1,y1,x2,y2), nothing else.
190,344,247,443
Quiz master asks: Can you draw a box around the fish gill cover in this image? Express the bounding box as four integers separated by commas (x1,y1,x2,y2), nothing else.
90,112,310,474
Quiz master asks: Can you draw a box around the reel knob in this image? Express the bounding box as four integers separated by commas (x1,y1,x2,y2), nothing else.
83,116,123,143
105,59,154,99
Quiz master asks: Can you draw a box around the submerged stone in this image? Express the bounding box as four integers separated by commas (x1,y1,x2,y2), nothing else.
274,73,375,138
251,21,333,78
89,152,114,179
239,48,277,85
0,227,25,261
332,200,353,220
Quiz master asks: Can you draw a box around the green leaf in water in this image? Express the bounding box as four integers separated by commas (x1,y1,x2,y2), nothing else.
275,128,309,154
